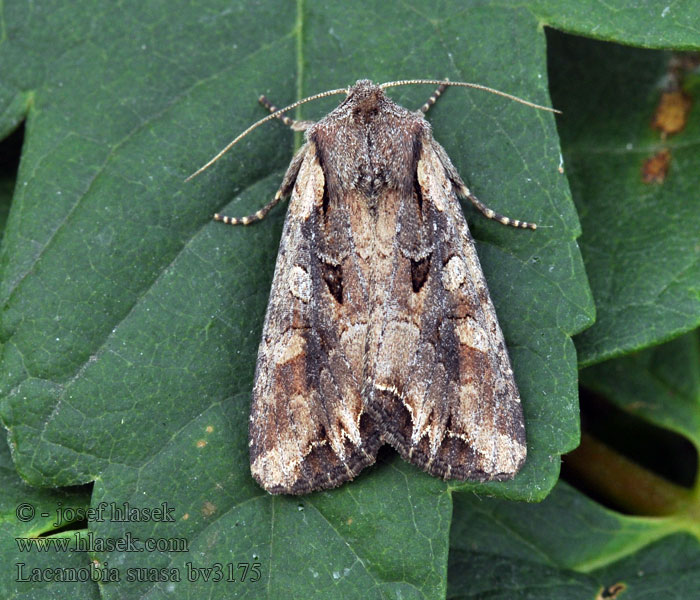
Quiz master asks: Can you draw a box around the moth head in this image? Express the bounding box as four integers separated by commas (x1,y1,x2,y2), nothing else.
345,80,387,117
186,79,560,181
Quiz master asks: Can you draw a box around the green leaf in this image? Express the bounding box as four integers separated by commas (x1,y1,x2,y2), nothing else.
0,438,96,599
581,329,700,452
449,481,700,599
535,0,700,48
547,29,700,366
1,2,592,598
574,329,700,520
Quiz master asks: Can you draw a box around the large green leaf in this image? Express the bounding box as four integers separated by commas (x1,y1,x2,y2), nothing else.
536,0,700,48
581,329,700,452
0,1,591,598
547,29,700,366
449,481,700,599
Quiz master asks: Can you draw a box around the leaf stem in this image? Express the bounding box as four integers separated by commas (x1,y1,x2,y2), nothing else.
565,433,698,524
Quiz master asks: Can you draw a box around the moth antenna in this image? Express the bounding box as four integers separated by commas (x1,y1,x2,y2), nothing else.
380,79,561,114
185,87,349,181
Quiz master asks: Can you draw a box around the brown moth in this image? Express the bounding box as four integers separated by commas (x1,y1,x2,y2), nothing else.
188,79,558,495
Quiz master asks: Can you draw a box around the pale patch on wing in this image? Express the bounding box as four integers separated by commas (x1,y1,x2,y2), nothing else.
442,256,467,291
272,330,306,365
455,317,489,353
293,143,324,220
288,265,311,302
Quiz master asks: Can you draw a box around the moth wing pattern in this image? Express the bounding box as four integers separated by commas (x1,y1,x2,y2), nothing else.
368,135,526,481
249,142,380,495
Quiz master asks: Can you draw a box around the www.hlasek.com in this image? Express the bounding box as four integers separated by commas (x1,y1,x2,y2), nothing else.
16,531,187,554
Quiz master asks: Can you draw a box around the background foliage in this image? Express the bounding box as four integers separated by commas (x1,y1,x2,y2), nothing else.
0,2,698,599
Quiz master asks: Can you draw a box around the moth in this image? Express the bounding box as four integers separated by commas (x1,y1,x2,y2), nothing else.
188,79,558,495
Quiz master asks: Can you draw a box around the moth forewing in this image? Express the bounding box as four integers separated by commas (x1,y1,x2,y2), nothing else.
201,80,545,494
417,139,526,478
248,143,379,495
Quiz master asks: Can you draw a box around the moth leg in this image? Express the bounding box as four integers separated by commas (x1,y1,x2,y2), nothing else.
430,140,537,230
419,81,448,114
214,191,283,226
458,185,537,230
259,95,315,131
214,144,308,226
